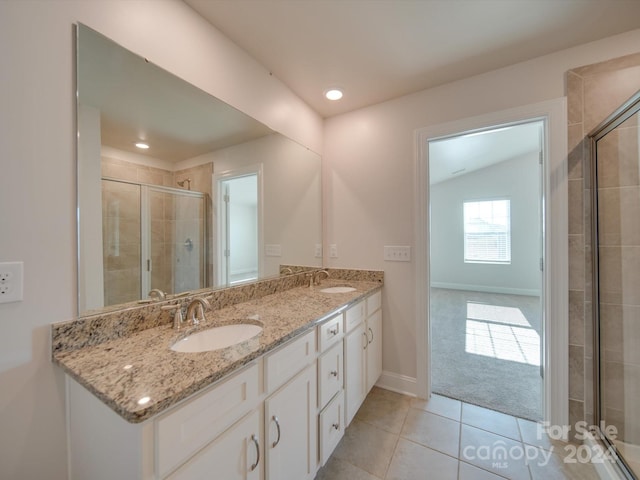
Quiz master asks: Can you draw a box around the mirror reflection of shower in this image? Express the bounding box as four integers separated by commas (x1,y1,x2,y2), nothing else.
101,178,207,307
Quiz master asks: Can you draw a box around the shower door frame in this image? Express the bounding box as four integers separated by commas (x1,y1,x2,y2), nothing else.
102,177,208,300
589,89,640,480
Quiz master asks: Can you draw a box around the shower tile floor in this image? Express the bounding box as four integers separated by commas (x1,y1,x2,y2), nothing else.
315,387,602,480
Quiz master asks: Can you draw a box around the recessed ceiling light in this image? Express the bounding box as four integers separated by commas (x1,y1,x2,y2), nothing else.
325,89,343,101
135,142,150,149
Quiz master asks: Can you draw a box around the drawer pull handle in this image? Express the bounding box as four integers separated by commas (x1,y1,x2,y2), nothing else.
271,415,281,448
363,331,368,350
329,326,339,336
330,370,338,377
368,327,374,344
250,434,260,471
332,422,340,430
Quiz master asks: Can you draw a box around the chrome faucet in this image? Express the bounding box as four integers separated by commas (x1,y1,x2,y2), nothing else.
185,297,210,326
281,267,294,275
314,269,330,285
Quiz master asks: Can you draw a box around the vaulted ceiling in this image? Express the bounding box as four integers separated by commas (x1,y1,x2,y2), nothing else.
184,0,640,118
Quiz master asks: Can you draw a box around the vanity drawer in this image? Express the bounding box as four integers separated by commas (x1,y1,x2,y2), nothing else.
318,390,344,466
264,329,316,394
318,340,343,408
366,291,382,315
318,313,343,352
344,300,365,333
156,362,260,478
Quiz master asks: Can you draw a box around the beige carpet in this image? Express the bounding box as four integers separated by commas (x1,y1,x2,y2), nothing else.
430,288,542,421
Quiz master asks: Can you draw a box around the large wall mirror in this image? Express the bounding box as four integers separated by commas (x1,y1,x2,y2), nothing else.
77,24,322,316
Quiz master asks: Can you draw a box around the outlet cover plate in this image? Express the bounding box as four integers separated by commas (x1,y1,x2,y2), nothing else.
0,261,24,303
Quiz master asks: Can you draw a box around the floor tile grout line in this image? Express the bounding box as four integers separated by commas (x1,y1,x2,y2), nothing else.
381,405,411,480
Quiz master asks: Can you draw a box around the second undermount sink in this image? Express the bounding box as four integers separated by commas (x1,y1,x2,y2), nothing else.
320,286,357,294
171,323,263,353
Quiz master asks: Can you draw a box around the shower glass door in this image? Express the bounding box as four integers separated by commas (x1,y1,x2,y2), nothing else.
102,179,207,307
592,91,640,478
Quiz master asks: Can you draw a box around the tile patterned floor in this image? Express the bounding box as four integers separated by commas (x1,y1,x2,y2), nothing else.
315,388,602,480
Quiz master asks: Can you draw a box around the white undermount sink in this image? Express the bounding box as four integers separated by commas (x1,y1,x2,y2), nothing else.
171,323,263,353
319,286,357,294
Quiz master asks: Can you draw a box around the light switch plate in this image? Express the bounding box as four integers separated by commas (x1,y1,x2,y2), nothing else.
384,246,411,262
265,245,282,257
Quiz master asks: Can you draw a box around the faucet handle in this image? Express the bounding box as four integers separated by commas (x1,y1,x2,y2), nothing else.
162,303,184,330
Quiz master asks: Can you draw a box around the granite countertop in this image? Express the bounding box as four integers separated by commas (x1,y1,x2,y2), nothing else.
52,279,381,424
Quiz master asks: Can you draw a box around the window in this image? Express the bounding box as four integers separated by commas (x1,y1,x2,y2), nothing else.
463,199,511,264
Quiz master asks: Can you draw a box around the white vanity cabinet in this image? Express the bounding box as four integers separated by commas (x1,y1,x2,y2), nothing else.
344,291,382,426
67,362,261,480
263,330,317,480
264,365,317,480
64,288,383,480
365,292,383,391
166,409,261,480
317,313,345,467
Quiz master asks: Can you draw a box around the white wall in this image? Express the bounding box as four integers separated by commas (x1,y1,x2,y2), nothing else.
323,29,640,387
208,134,323,277
0,2,321,479
430,153,541,296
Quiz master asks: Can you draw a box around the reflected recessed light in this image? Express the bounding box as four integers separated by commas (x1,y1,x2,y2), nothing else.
135,142,150,149
325,89,343,101
137,396,151,405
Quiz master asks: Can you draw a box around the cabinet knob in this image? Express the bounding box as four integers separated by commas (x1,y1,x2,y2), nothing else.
368,327,374,344
332,422,340,431
330,370,338,377
329,327,339,336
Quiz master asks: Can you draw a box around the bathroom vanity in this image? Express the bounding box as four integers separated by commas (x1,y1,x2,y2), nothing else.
52,273,382,480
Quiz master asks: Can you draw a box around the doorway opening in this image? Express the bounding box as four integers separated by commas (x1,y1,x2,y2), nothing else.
415,99,568,427
429,120,544,421
213,165,263,286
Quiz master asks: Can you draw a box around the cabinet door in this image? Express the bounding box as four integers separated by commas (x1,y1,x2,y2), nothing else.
167,409,261,480
265,364,317,480
366,309,382,392
344,322,367,426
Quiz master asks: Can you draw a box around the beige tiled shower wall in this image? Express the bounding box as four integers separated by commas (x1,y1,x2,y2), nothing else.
566,52,640,430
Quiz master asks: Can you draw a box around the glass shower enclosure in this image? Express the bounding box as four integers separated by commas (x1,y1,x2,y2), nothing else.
102,179,207,307
590,90,640,479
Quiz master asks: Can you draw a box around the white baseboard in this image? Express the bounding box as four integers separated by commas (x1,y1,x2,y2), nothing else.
375,371,417,397
430,282,541,297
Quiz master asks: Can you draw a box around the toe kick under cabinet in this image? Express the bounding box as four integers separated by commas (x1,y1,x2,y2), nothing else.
66,288,382,480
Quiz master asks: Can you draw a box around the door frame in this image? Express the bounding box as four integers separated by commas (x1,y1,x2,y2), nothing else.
212,164,264,286
414,98,568,426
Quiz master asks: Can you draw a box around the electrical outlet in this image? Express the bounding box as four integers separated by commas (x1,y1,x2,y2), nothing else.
329,244,338,258
315,244,322,258
0,262,23,303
